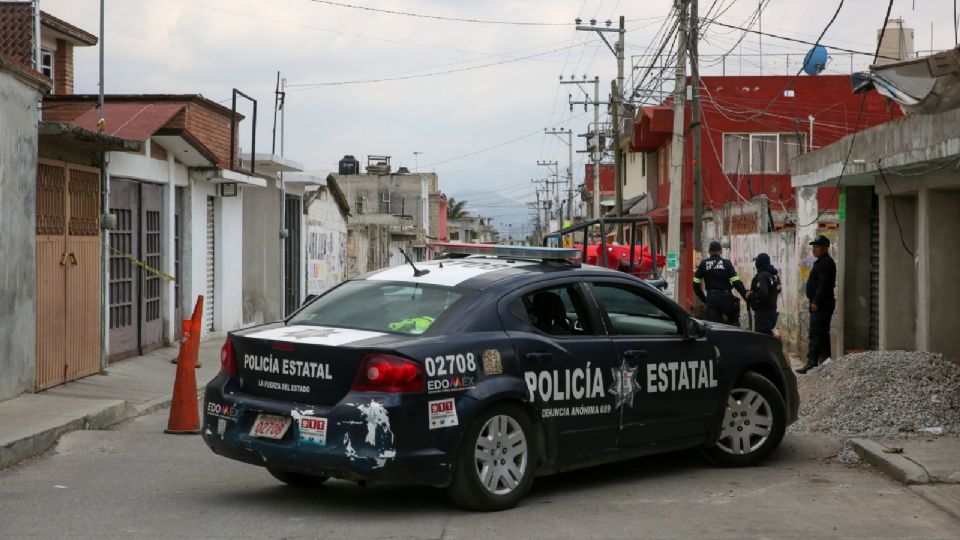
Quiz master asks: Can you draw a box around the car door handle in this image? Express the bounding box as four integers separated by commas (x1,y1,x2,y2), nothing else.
623,349,648,360
526,352,553,362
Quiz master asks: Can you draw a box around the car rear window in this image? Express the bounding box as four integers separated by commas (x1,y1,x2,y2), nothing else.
289,281,466,335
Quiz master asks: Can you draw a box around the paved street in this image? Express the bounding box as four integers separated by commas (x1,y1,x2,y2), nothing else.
0,408,957,539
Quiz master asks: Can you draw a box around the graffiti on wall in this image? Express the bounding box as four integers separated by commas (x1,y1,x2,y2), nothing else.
306,218,347,295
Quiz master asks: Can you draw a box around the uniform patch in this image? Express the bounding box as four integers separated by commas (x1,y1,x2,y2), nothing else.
482,349,503,375
297,416,328,446
428,398,459,429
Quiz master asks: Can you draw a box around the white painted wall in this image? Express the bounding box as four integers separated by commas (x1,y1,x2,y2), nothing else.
219,193,244,331
108,149,189,187
623,151,648,201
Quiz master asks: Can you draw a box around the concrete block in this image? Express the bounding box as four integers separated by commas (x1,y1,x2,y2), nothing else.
849,438,931,485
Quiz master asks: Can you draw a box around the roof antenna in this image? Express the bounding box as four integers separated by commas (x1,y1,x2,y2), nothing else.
399,248,429,277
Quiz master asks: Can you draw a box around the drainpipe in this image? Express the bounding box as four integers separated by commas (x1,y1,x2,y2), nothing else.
808,115,815,152
98,0,109,370
34,0,41,119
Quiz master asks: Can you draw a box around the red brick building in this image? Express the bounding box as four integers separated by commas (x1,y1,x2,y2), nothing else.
627,74,901,308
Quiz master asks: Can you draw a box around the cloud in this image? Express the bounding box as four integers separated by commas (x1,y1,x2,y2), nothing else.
41,0,957,214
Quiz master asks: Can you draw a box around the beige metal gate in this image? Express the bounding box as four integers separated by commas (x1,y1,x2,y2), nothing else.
35,159,102,391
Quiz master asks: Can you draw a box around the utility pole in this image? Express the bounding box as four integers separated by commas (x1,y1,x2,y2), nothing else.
666,0,689,301
691,0,704,257
544,128,574,224
536,160,560,228
577,16,626,241
560,76,604,225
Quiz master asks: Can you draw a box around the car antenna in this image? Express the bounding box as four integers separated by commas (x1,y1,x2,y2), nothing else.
399,248,430,277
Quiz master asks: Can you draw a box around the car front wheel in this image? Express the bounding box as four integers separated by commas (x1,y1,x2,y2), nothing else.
702,371,786,466
446,404,536,511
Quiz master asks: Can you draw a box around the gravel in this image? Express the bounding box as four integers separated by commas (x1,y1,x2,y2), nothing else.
789,350,960,438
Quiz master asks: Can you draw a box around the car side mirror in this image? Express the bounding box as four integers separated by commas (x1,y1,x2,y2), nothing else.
301,294,318,308
686,318,706,339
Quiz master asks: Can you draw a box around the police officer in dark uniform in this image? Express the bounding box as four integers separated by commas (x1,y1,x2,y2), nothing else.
797,235,837,374
693,241,748,326
747,252,781,336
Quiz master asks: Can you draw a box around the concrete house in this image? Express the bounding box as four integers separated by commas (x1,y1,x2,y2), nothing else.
0,56,51,401
793,105,960,363
44,94,262,359
331,155,440,277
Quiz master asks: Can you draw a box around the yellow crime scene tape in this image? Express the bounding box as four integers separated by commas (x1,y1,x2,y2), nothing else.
106,243,176,282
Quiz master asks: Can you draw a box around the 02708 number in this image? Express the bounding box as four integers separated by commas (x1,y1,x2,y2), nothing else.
424,353,476,377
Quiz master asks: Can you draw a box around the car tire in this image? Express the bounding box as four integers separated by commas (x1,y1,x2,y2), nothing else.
702,371,786,467
446,404,536,511
267,469,329,488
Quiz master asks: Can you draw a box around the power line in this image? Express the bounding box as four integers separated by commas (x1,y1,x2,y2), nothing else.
162,0,566,56
877,163,916,258
287,43,587,88
796,0,895,229
702,17,901,61
304,0,570,26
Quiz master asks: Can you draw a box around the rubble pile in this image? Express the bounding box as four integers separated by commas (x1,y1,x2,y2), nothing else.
790,351,960,437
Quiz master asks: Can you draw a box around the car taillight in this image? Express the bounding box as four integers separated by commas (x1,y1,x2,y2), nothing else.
220,336,237,376
351,353,424,393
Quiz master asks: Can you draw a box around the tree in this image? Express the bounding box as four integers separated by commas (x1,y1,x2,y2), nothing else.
446,197,469,219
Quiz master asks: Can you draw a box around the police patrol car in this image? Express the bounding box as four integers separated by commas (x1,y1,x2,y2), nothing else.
202,244,799,511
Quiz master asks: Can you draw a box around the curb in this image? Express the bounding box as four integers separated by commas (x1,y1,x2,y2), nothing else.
0,400,136,470
0,386,205,471
849,438,932,485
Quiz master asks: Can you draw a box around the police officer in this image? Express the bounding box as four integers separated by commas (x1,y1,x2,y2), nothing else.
693,241,748,326
747,252,781,335
797,235,837,374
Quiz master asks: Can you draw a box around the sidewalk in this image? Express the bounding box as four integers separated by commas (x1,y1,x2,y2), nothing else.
850,437,960,520
0,339,222,469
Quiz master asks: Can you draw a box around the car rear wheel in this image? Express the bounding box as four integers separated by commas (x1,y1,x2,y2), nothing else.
267,469,329,488
446,404,536,511
702,371,786,467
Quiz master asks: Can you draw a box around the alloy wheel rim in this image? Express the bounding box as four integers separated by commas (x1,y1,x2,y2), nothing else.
473,415,528,495
717,388,773,455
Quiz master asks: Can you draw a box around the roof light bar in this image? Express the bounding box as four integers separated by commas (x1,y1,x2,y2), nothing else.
428,242,581,261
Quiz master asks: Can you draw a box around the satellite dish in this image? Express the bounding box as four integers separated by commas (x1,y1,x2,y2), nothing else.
803,45,829,75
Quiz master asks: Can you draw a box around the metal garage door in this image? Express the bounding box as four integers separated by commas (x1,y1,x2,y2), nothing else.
205,196,216,331
35,160,102,390
283,195,302,316
107,180,164,361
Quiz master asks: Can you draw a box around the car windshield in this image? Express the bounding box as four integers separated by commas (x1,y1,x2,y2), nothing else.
288,280,466,335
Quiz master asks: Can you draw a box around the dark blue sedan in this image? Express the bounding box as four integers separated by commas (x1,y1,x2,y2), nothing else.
202,245,798,511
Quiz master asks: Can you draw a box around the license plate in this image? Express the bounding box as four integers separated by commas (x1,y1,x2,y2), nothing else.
249,413,292,440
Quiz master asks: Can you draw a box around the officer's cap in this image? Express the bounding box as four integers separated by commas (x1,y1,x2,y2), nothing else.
809,235,831,247
708,241,722,252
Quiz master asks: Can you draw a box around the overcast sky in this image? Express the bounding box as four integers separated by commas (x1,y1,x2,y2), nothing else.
42,0,957,219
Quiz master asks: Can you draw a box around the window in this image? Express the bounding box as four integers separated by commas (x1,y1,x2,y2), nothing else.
723,133,804,174
40,49,53,79
289,281,465,335
591,283,680,336
514,284,594,337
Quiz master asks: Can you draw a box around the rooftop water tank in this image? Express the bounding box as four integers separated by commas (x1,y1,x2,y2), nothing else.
338,155,359,175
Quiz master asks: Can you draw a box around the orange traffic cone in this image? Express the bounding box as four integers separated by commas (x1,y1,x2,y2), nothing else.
165,295,204,434
170,319,202,368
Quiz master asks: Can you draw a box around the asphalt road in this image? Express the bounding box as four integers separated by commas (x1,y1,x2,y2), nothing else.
0,408,957,539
